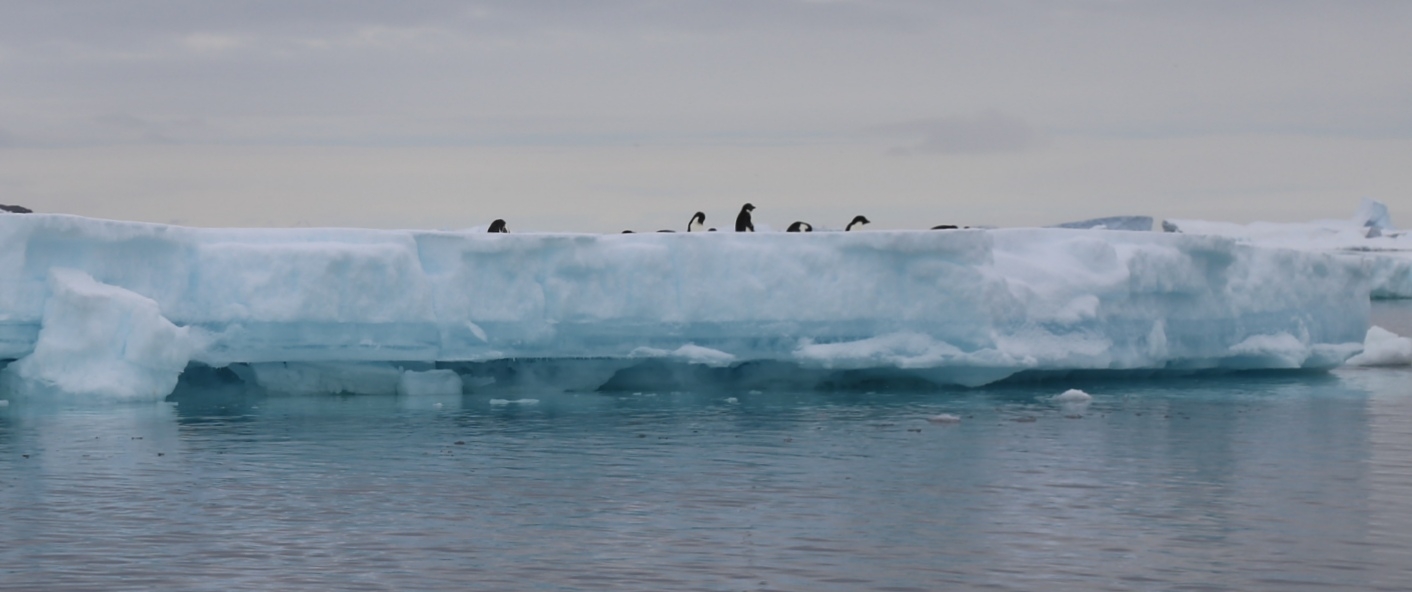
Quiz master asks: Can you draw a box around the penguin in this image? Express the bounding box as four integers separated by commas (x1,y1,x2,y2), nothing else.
0,204,32,214
735,203,755,232
845,215,870,231
786,221,813,232
688,212,706,232
930,224,958,230
622,230,635,233
657,230,676,233
487,219,508,233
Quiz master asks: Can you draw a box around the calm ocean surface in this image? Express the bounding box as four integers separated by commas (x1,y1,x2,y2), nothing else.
3,304,1412,591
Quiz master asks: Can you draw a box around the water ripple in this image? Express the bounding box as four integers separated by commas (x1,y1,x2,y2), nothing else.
3,372,1412,590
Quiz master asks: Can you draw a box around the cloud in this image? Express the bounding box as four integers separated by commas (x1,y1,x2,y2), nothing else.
0,1,1409,229
872,112,1042,156
180,32,247,53
88,113,213,145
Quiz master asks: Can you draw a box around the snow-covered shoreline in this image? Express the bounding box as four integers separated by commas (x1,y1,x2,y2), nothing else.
0,212,1374,400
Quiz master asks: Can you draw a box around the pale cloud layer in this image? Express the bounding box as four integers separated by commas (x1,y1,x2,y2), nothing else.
1,1,1409,231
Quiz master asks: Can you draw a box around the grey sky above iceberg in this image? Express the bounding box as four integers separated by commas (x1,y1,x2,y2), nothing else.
1,0,1409,231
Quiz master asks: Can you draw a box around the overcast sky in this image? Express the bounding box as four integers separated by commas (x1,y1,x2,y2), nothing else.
2,0,1409,232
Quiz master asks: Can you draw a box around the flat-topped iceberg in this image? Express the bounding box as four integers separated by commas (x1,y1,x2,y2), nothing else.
0,213,1372,400
1163,198,1412,299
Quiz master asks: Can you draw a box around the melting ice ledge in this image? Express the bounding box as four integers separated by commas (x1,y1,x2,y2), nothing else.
0,213,1386,401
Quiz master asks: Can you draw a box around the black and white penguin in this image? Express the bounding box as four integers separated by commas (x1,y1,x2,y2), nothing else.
930,224,958,230
786,221,813,232
845,215,870,231
735,203,755,232
688,212,706,232
487,219,508,233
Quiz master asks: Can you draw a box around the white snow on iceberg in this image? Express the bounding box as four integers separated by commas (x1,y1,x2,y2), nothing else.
1163,198,1412,299
0,213,1373,400
1345,326,1412,367
7,268,193,400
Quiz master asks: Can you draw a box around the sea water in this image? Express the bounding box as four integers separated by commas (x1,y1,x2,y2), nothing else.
2,320,1412,590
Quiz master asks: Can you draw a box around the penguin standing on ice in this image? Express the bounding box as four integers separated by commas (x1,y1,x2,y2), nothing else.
688,212,706,232
845,215,870,231
786,221,813,232
735,203,755,232
487,219,508,233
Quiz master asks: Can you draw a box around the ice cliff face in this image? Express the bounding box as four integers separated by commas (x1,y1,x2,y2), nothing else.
1163,198,1412,299
0,214,1371,400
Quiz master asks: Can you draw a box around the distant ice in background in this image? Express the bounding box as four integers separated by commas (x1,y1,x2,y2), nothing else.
1371,299,1412,339
2,200,1407,400
1050,216,1154,232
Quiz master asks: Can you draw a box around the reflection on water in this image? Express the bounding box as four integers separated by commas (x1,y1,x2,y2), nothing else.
3,369,1412,591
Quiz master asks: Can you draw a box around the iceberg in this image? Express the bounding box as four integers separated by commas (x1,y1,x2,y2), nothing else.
1050,216,1154,232
7,268,193,401
1163,198,1412,299
1345,326,1412,367
0,213,1372,400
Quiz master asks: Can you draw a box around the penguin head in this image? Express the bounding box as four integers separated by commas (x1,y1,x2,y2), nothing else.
741,203,755,213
